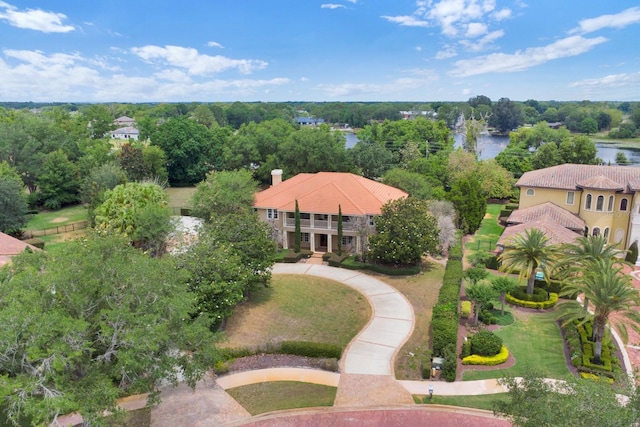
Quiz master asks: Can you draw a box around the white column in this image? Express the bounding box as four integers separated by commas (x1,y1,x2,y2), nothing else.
310,233,316,251
282,230,288,249
327,234,333,253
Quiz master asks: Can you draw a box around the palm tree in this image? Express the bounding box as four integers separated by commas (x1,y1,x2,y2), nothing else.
498,228,559,295
558,235,629,311
558,258,640,364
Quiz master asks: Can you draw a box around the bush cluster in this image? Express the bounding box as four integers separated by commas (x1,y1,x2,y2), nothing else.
460,301,472,319
470,330,502,356
462,346,509,365
506,292,558,309
509,286,549,302
327,253,350,267
430,232,463,382
563,320,619,379
341,256,421,275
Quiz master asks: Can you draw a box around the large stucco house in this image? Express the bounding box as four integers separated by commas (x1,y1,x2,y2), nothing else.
254,170,408,253
498,164,640,258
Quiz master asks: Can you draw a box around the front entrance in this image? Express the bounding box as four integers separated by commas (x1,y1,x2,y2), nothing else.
318,234,328,251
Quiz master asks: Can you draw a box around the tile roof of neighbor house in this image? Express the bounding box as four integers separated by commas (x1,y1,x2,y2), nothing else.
516,164,640,193
497,219,582,248
506,202,585,231
0,232,39,267
112,126,139,135
254,172,408,215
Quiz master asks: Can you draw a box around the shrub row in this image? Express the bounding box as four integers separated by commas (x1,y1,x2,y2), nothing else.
506,292,558,309
279,250,314,263
430,232,463,382
561,320,619,379
341,256,421,276
462,346,509,365
326,253,350,267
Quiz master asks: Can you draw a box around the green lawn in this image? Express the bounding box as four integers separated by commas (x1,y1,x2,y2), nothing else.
465,204,505,257
462,309,570,381
25,204,88,231
221,274,371,350
226,381,336,415
414,393,509,411
165,187,196,208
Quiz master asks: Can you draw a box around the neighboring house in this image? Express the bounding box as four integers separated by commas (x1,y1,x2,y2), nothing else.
295,117,325,126
114,116,135,127
254,170,408,253
0,232,39,267
498,164,640,259
110,126,140,141
399,110,437,120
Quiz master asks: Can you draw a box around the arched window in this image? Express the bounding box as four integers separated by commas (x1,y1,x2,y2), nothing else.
596,195,604,211
621,198,628,211
526,188,535,196
603,228,610,241
615,229,624,243
592,227,601,236
608,196,614,212
585,194,592,210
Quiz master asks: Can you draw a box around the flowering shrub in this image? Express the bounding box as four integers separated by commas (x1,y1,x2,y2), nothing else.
462,346,509,365
506,292,558,309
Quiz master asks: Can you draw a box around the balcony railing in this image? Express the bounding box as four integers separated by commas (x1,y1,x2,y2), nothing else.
283,217,356,230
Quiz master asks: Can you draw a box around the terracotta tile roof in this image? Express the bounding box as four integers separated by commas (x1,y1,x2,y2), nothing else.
516,164,640,193
497,219,582,247
0,232,39,267
506,202,585,231
254,172,408,215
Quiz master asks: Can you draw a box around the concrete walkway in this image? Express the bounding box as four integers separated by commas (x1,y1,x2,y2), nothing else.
272,263,414,376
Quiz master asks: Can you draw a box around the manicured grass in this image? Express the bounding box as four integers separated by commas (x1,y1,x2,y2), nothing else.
464,204,504,257
165,186,196,208
226,381,336,415
414,393,509,411
25,204,88,230
221,275,371,349
462,309,570,381
38,230,86,253
383,262,445,380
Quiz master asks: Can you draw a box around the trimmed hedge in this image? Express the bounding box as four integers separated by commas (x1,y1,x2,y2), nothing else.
470,330,502,356
510,286,550,302
23,237,45,249
279,341,343,359
430,232,463,382
506,292,558,309
327,253,350,267
462,345,509,365
341,256,421,276
562,319,619,379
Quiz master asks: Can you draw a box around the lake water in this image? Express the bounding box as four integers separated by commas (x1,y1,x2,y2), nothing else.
344,131,640,167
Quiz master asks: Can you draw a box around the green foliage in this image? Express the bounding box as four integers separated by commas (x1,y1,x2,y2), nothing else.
460,301,472,319
368,198,439,265
0,176,28,235
0,236,219,425
448,175,486,234
464,267,488,284
81,162,127,226
466,281,497,324
340,256,421,275
349,140,395,179
94,182,168,243
505,292,558,309
580,117,598,135
190,169,258,221
626,241,638,264
509,286,549,302
23,237,45,249
36,149,81,210
494,368,640,427
470,330,503,356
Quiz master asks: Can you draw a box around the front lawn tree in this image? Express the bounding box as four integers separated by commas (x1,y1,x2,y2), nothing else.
190,169,258,221
491,276,518,315
465,282,497,325
368,198,439,266
498,228,559,295
0,236,219,426
0,175,28,235
448,174,486,234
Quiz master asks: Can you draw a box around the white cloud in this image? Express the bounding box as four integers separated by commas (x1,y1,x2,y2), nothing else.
0,48,289,102
570,7,640,35
319,73,437,98
435,45,458,59
207,41,224,48
570,71,640,89
321,4,346,10
450,35,607,77
381,15,429,27
491,8,512,21
465,22,487,38
130,45,267,75
0,1,74,33
426,0,497,36
459,29,504,52
346,0,358,3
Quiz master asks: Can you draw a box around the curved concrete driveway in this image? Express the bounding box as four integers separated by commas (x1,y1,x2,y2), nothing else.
272,263,414,376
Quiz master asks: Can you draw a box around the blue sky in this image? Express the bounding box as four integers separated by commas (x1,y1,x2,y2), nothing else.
0,1,639,102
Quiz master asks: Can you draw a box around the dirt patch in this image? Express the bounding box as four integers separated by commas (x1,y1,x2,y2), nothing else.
226,354,337,374
51,217,69,223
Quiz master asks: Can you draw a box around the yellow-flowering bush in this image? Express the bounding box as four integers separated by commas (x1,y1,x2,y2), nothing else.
462,345,509,365
460,301,472,319
506,292,558,309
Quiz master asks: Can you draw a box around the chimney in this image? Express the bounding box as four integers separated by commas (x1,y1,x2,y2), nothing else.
271,169,283,187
